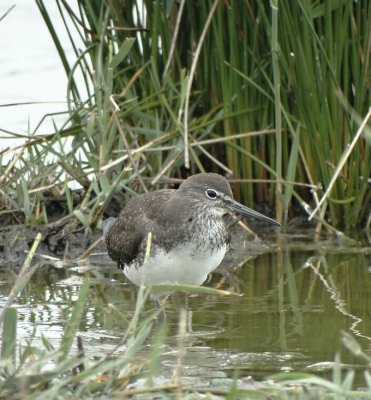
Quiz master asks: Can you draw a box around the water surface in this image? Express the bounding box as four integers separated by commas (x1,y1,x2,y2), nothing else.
0,225,370,388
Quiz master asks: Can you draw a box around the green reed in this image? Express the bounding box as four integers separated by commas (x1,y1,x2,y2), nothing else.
2,0,370,231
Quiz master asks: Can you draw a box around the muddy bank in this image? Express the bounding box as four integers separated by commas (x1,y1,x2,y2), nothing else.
0,224,103,268
0,191,127,268
0,218,281,277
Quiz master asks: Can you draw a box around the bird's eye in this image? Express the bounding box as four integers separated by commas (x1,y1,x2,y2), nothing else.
206,189,219,199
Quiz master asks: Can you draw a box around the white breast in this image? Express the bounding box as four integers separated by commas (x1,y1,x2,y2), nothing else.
124,242,227,287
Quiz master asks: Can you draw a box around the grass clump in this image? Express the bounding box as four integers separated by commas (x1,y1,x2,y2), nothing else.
1,0,370,233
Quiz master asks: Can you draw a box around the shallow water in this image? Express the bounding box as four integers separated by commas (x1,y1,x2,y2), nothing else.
0,225,370,388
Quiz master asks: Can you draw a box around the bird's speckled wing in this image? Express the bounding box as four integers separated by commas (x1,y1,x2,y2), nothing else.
105,189,175,266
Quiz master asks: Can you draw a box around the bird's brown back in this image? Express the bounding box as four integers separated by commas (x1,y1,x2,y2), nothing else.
106,189,176,265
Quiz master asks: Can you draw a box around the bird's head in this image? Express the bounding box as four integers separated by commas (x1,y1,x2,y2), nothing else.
178,173,280,226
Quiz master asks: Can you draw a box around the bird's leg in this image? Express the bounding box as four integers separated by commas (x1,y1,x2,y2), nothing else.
185,294,193,333
151,293,168,320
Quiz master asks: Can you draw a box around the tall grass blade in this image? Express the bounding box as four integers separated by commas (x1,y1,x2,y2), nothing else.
309,108,371,221
365,371,371,389
0,4,15,23
341,331,371,363
58,278,90,361
271,0,283,223
146,324,168,386
341,370,355,392
110,38,136,69
150,283,241,296
284,127,300,224
332,352,342,388
0,308,17,367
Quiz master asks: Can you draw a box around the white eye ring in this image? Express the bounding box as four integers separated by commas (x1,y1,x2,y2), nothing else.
206,189,219,199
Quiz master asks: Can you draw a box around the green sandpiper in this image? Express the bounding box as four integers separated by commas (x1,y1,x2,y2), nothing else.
104,173,280,287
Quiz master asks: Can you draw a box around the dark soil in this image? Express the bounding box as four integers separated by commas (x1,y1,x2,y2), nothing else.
0,223,104,269
0,192,124,269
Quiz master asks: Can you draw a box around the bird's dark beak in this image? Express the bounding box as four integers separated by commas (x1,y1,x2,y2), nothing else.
222,196,281,226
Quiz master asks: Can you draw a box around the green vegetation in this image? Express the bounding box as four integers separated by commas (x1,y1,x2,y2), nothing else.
1,2,370,397
1,0,370,232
